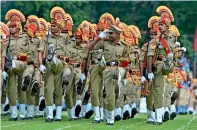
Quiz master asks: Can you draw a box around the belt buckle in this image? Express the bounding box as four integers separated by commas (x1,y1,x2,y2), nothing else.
110,62,116,66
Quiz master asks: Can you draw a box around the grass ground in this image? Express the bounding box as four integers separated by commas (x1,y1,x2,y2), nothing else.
0,113,197,130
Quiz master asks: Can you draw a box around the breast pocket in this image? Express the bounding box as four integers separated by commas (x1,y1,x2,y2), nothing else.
9,44,15,52
20,40,29,51
103,49,111,59
31,41,40,52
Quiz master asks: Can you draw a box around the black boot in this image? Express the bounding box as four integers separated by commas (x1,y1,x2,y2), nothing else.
31,81,39,96
106,123,113,125
3,104,10,111
54,118,61,121
53,109,56,118
39,98,46,111
170,112,177,120
163,111,169,122
154,122,162,125
131,108,137,118
84,110,93,119
75,105,81,117
21,76,30,91
9,117,18,121
45,118,53,122
92,120,100,123
115,115,121,121
123,110,130,120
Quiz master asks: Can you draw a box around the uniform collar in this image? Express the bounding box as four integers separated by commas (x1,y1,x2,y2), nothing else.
73,42,85,49
10,34,24,40
51,33,63,38
111,40,121,46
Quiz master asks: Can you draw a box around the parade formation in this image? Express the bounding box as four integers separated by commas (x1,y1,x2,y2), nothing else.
1,5,197,126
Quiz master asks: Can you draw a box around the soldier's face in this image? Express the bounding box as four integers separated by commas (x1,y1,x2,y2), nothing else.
10,27,20,37
109,32,120,42
51,24,60,34
76,37,82,44
159,23,167,33
150,32,157,39
96,28,104,35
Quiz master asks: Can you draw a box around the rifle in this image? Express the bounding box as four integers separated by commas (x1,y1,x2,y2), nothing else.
141,42,149,97
43,28,50,64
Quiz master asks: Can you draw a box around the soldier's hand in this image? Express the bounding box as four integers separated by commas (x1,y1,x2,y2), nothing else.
98,30,108,39
141,76,146,84
40,64,46,73
80,73,86,81
2,71,8,80
148,73,154,80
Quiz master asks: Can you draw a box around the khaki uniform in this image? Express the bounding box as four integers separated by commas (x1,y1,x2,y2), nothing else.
89,49,104,107
22,37,44,118
62,41,87,119
44,34,67,105
122,45,140,119
147,35,175,109
162,80,173,108
147,34,175,123
113,43,127,119
1,43,7,105
44,34,67,119
7,34,28,118
24,38,44,104
91,40,127,123
124,46,140,105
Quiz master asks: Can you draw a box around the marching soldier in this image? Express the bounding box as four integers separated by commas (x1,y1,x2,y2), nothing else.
80,23,98,119
122,25,141,120
5,9,28,121
114,19,129,121
62,26,88,120
1,22,10,116
73,20,90,119
21,15,45,119
34,17,49,117
88,23,126,125
162,25,185,121
139,16,161,124
44,6,67,122
90,13,114,123
147,6,176,125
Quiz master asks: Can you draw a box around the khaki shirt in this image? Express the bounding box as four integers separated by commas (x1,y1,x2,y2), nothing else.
90,49,103,64
123,45,140,69
92,40,127,62
1,42,7,58
65,41,88,63
48,33,68,56
139,43,148,62
147,33,175,57
9,34,28,56
27,37,44,63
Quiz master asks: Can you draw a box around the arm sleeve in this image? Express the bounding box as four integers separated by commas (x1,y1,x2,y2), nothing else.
147,39,157,57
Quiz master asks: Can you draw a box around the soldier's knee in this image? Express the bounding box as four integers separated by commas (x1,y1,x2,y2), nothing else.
63,68,72,78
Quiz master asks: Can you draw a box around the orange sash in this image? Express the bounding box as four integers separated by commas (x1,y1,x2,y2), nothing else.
160,38,170,54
